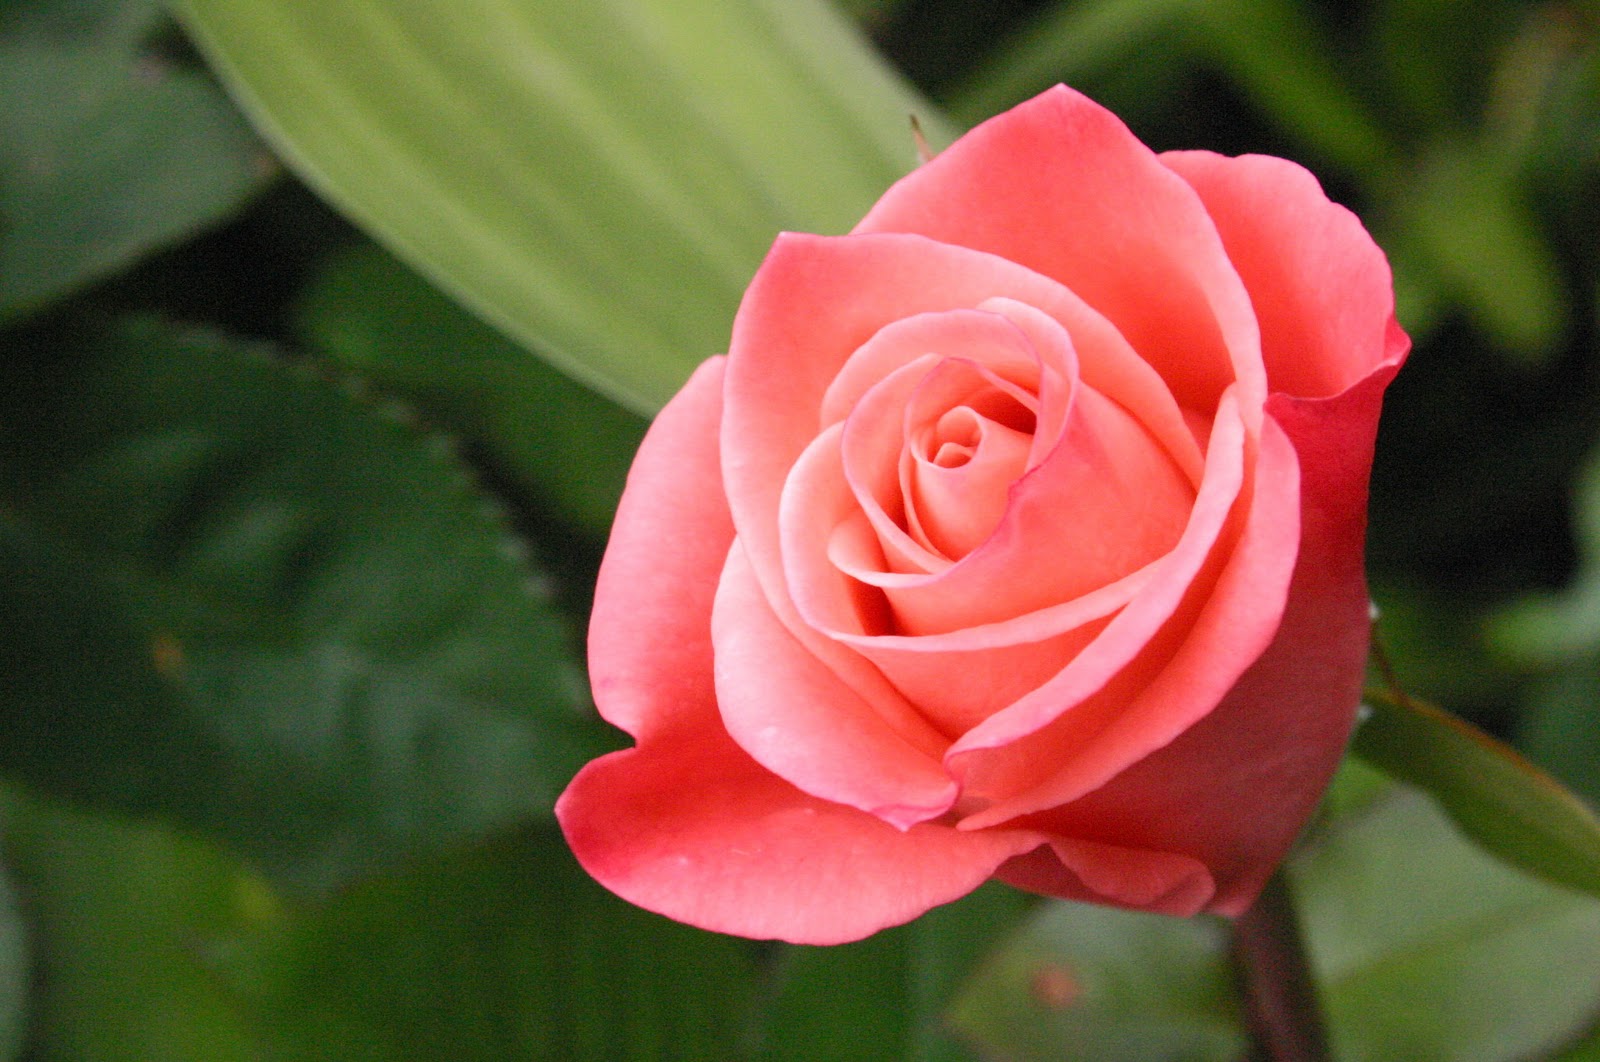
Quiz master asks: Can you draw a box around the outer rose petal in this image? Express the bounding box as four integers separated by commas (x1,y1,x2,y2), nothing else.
1161,150,1412,398
585,356,733,740
856,85,1266,418
558,725,1046,945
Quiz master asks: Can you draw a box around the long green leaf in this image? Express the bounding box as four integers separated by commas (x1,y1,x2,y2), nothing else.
170,0,949,413
1354,688,1600,900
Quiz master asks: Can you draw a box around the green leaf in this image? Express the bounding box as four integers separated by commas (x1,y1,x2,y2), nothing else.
943,0,1195,128
1394,142,1565,359
1354,688,1600,900
220,824,760,1061
169,0,950,413
1195,0,1396,175
1369,0,1526,134
1517,666,1600,813
0,786,277,1061
947,902,1244,1062
0,319,609,889
1491,437,1600,666
297,240,647,541
0,851,26,1062
0,0,273,316
754,882,1030,1062
1295,766,1600,1062
950,765,1600,1062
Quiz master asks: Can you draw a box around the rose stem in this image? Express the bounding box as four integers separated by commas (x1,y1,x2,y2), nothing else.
1369,623,1416,709
1231,868,1331,1062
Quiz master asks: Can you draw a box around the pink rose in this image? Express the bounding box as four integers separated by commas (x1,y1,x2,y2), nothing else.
556,86,1408,944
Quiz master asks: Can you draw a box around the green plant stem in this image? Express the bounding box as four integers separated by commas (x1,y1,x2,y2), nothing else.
1231,868,1330,1062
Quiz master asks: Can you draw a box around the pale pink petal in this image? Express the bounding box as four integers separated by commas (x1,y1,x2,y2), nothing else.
808,295,1194,640
712,543,956,829
821,308,1043,430
557,692,1047,945
827,560,1154,739
855,85,1265,418
862,619,1109,739
1162,150,1411,399
724,232,1201,620
976,297,1195,480
832,317,1043,577
587,357,733,739
896,385,1196,639
783,421,923,637
901,360,1038,558
882,381,1194,637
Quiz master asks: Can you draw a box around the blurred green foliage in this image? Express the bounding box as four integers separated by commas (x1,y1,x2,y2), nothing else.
1,0,1599,1058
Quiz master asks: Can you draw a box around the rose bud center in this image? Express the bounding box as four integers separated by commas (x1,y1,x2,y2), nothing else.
907,388,1037,558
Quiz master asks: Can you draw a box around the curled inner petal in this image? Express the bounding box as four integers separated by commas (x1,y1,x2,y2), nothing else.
910,404,1034,558
900,360,1038,559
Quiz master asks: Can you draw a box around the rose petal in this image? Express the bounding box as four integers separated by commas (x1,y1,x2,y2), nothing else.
862,617,1111,739
713,542,957,829
725,232,1201,632
821,302,1190,638
821,308,1044,431
1009,364,1404,915
587,357,733,740
825,396,1241,744
946,392,1290,818
898,358,1038,558
1162,150,1412,399
557,724,1046,944
906,393,1036,558
784,421,912,636
828,311,1049,577
886,380,1192,636
977,297,1195,480
826,532,1155,738
856,85,1265,419
997,837,1217,916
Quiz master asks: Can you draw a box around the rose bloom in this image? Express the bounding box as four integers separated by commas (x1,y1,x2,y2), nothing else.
557,86,1408,945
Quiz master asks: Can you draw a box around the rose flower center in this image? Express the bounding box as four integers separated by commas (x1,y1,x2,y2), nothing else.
903,378,1038,559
